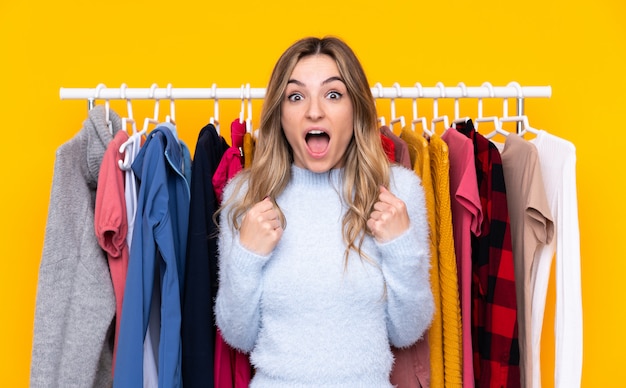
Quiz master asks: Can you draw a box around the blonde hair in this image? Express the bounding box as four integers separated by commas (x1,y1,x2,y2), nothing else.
221,36,390,264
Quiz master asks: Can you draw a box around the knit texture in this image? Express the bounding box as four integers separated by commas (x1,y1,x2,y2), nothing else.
400,127,443,387
429,134,463,387
31,105,121,387
215,164,434,387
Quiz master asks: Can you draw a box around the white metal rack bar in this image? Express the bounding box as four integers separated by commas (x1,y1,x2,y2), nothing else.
59,84,552,101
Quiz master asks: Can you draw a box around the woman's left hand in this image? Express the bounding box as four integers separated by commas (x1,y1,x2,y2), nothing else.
367,185,410,243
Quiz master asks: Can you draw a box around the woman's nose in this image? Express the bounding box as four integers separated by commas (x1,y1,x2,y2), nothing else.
305,98,324,120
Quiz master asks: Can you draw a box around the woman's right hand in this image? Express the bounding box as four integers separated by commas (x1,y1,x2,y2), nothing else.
239,196,283,256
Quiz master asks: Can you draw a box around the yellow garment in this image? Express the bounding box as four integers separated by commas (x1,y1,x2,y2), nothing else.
243,132,255,168
400,127,443,388
429,133,463,388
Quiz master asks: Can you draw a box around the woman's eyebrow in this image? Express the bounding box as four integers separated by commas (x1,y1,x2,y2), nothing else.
286,76,345,87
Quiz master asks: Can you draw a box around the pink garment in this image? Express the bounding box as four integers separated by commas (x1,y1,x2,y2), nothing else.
441,129,483,388
214,118,252,387
214,329,252,388
391,338,431,388
213,119,246,202
94,130,130,375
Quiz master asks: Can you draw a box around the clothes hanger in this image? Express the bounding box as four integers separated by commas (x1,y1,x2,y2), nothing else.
500,115,539,137
388,83,406,132
245,83,260,138
94,83,113,134
165,83,176,127
411,82,431,137
116,83,143,171
120,83,138,135
451,82,471,129
499,81,539,137
140,83,160,134
239,84,246,125
209,83,220,133
118,84,161,171
431,82,449,134
475,82,509,139
374,82,386,127
160,83,181,141
245,83,253,134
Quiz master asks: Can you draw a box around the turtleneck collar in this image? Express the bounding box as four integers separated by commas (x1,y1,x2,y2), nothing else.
85,105,122,188
290,164,344,187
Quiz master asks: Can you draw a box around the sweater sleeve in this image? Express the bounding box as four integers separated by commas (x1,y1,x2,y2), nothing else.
214,178,271,353
379,166,434,348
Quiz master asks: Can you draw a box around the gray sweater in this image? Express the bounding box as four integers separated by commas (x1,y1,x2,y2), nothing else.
215,165,434,387
31,106,121,387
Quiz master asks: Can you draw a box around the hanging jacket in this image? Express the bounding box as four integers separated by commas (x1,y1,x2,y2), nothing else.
31,105,122,387
212,118,253,388
182,123,229,388
114,123,191,388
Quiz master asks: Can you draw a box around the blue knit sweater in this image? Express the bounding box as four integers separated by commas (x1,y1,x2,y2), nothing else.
215,165,434,387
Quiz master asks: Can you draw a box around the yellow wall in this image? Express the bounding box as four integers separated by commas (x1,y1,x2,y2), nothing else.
1,1,624,386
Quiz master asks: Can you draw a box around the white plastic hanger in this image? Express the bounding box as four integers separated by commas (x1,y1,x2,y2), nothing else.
411,82,431,137
165,83,176,126
245,83,253,134
239,85,245,124
475,82,509,139
500,115,539,137
209,83,220,133
389,83,406,132
94,83,113,134
500,81,539,137
451,82,471,129
118,84,161,171
120,83,138,135
374,83,386,127
141,83,161,134
431,82,449,134
116,84,142,171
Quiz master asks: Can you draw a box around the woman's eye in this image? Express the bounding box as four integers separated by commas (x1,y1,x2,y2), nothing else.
327,91,342,99
287,93,302,102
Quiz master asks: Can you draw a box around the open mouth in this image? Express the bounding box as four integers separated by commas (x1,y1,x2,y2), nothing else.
305,130,330,154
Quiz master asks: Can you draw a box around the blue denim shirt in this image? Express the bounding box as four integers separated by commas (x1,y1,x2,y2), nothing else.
114,123,191,388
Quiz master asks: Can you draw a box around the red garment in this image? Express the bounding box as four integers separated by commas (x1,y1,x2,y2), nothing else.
380,131,396,162
213,118,252,388
94,130,130,375
456,121,520,388
380,125,412,169
214,329,252,388
213,119,246,202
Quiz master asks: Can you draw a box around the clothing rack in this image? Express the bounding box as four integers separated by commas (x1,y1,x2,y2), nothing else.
60,82,551,133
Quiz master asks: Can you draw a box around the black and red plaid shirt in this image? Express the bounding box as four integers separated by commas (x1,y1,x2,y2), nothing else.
456,121,520,388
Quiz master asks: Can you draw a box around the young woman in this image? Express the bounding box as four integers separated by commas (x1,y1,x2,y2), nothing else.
214,36,434,387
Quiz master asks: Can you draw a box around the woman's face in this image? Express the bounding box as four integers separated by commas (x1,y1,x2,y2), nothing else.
281,54,354,173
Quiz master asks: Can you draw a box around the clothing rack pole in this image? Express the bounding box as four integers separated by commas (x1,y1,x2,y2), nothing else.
60,84,552,101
